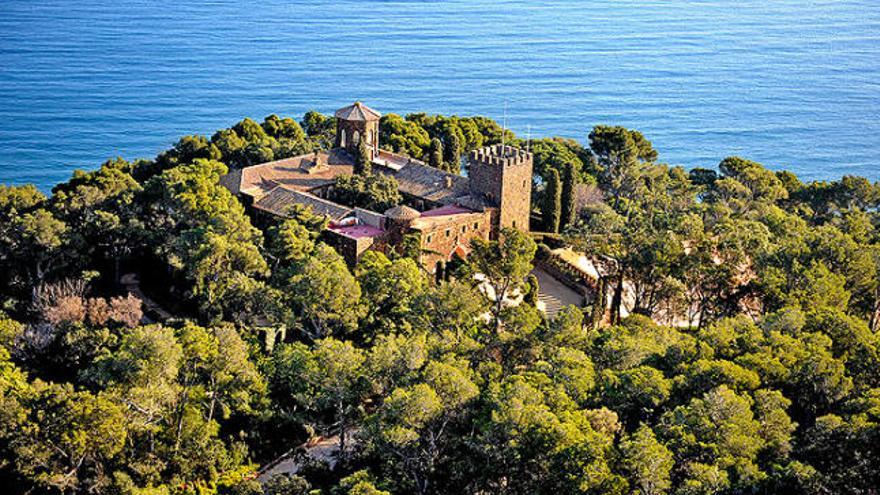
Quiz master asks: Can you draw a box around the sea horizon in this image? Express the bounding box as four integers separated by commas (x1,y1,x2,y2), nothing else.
1,0,879,190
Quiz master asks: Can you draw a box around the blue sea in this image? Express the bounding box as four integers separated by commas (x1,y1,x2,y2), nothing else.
1,0,879,190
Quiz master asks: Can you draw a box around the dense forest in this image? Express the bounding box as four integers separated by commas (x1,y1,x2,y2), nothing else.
0,109,878,495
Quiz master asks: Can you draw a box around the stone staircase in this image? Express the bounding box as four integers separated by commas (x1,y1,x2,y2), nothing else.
531,267,584,318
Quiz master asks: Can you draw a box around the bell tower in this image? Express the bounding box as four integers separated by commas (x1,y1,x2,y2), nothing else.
334,102,381,160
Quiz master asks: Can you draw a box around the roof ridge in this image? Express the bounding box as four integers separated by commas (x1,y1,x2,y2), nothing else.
335,102,381,121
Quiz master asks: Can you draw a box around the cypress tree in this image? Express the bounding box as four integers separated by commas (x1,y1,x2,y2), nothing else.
590,277,608,329
435,261,445,284
524,274,540,307
542,168,562,233
356,138,372,175
560,162,576,229
445,133,462,174
429,137,444,170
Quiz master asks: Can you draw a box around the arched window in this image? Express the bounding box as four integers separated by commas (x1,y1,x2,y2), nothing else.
340,129,347,147
353,131,360,145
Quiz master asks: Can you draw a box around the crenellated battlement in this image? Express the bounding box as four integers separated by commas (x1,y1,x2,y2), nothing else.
468,144,532,167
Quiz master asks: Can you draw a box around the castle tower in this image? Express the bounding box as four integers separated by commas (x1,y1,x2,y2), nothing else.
467,144,533,237
335,102,381,160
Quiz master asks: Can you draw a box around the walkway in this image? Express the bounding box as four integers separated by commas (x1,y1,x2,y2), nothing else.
531,266,584,318
257,435,341,482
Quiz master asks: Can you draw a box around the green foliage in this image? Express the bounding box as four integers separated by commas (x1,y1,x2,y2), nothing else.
2,110,879,495
266,218,317,270
600,365,672,424
379,113,431,158
444,133,462,174
329,173,401,212
205,115,313,168
529,137,597,189
263,473,311,495
429,137,444,170
309,338,367,458
560,162,577,230
356,138,372,175
14,382,127,493
284,244,362,338
379,112,509,165
524,273,540,307
140,158,268,317
541,168,562,233
357,251,427,336
619,425,673,495
719,156,788,202
467,228,537,334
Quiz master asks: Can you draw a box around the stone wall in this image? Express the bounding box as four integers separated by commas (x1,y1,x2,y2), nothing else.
416,211,491,271
321,230,378,267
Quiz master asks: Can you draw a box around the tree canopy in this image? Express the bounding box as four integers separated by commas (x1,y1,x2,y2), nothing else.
1,110,879,495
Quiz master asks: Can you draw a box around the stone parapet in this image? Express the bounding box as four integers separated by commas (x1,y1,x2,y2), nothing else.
467,144,532,167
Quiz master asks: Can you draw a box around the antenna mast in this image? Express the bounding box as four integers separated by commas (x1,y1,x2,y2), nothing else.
501,100,508,149
526,124,531,153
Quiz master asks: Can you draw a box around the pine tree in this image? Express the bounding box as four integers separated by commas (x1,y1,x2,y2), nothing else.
445,133,462,174
429,138,444,170
542,168,562,233
560,162,576,230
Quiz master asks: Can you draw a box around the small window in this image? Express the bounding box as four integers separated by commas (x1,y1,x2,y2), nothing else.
512,221,517,228
473,222,479,230
445,229,451,238
523,180,527,187
427,234,433,243
461,226,466,233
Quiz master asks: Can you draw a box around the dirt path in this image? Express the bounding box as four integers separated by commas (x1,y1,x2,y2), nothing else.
119,273,173,323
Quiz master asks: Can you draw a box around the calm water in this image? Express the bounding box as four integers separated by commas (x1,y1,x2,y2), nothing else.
1,0,879,190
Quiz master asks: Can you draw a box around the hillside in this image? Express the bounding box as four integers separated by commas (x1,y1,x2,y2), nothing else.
0,110,878,495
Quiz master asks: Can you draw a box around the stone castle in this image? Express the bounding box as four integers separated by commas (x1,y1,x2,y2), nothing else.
224,102,533,271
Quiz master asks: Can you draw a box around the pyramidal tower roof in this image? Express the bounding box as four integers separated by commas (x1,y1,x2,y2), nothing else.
335,101,381,121
384,204,420,220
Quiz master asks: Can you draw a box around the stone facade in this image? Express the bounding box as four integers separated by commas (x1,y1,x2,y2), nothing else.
413,209,491,270
467,144,533,237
